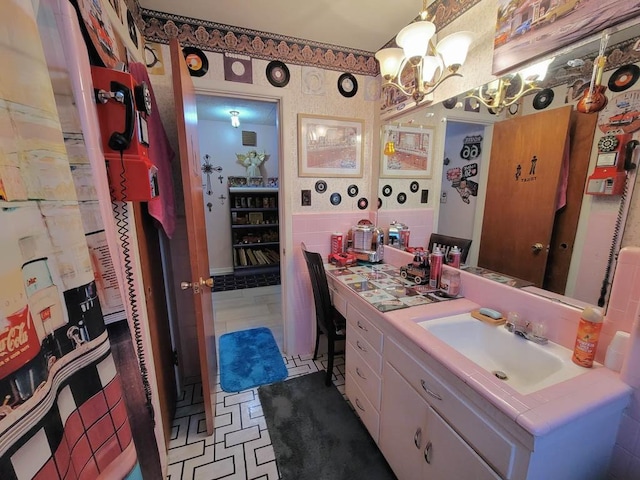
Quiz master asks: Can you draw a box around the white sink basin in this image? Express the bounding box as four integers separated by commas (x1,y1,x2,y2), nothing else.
419,313,587,395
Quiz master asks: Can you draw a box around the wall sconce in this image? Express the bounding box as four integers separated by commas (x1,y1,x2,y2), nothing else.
375,0,473,104
466,57,555,113
230,110,240,128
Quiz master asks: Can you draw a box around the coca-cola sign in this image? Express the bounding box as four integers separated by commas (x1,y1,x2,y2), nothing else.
0,306,41,377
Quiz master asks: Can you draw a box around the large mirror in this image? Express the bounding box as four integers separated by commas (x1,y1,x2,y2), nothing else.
377,21,640,311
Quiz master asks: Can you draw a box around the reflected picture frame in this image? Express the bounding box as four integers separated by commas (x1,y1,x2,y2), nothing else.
380,124,434,178
298,114,364,177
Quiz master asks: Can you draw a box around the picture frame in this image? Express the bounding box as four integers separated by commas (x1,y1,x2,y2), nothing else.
298,114,364,177
248,212,263,224
380,124,433,178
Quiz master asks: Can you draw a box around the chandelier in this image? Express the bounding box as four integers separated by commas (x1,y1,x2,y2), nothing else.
375,1,473,104
466,57,555,113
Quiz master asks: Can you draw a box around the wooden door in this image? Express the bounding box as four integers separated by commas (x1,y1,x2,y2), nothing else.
170,38,217,434
478,106,573,286
544,111,598,293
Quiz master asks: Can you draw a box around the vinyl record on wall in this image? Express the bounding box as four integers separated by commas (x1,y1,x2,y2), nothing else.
330,192,342,206
608,64,640,92
266,61,290,87
338,73,358,97
382,185,392,197
347,184,359,197
532,88,554,110
443,97,457,109
315,180,327,193
410,181,420,193
182,47,208,77
357,197,368,210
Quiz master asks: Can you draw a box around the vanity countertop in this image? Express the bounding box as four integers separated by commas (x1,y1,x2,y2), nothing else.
327,263,633,438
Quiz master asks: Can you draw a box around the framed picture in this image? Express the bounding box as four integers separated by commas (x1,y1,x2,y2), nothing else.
298,114,364,177
380,124,433,178
492,0,638,75
248,212,263,224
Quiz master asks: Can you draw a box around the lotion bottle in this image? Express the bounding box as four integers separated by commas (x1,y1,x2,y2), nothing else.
572,306,604,368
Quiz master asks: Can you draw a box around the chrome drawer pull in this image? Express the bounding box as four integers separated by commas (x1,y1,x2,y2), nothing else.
356,340,367,353
414,428,422,449
424,441,433,464
355,398,365,412
421,380,443,401
356,367,367,380
357,320,368,332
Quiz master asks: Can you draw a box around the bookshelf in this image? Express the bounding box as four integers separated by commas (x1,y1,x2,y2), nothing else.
228,187,280,274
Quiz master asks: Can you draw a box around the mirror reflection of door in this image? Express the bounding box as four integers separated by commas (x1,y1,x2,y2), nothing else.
478,106,573,287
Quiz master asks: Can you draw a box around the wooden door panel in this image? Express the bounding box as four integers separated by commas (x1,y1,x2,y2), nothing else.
169,38,217,434
479,106,573,286
544,111,598,293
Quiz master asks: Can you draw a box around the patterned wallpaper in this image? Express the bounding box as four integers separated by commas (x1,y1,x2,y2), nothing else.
138,0,482,76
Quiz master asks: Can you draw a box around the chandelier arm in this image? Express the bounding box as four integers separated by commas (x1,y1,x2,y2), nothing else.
421,72,463,96
381,79,418,98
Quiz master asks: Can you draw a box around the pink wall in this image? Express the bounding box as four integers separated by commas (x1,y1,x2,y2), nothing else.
608,247,640,479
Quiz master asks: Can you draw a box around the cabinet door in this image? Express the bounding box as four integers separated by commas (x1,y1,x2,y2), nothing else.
379,363,429,480
424,406,501,480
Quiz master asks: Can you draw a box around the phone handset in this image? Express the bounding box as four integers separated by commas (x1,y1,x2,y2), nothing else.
106,81,135,152
624,139,639,171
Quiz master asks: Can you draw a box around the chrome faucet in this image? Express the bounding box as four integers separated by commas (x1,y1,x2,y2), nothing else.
505,314,548,345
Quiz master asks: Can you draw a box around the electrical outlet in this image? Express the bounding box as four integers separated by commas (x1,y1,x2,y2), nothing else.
421,189,429,204
301,189,311,206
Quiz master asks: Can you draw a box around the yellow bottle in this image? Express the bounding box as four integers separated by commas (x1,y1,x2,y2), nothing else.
572,306,604,368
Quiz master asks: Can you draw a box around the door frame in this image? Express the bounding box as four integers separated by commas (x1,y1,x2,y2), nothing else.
192,87,290,352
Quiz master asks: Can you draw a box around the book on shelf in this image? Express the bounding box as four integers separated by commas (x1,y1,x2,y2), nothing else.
239,248,247,266
247,249,258,265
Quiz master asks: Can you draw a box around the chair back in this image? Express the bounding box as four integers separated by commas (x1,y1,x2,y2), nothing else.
428,233,472,264
301,243,338,335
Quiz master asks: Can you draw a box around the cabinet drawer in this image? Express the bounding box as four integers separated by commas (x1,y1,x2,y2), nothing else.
330,285,347,318
347,325,382,374
385,338,518,480
346,305,383,353
346,371,380,442
346,341,382,410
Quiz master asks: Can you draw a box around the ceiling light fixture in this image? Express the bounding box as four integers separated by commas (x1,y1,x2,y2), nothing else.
466,57,555,113
375,0,473,104
230,110,240,128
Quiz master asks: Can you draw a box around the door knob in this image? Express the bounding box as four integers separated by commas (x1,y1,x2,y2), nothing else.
181,277,214,292
531,242,544,253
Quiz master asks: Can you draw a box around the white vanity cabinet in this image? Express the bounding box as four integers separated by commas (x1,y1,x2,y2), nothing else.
380,362,500,480
344,304,384,442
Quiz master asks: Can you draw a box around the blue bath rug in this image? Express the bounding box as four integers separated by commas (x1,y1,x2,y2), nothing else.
219,327,288,392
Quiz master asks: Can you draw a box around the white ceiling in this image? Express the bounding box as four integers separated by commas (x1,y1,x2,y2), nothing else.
138,0,422,53
140,0,424,125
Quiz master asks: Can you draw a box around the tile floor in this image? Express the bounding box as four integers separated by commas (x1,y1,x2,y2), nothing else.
166,285,346,480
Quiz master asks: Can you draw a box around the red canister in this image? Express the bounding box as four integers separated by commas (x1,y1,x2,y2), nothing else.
331,232,343,254
429,247,444,289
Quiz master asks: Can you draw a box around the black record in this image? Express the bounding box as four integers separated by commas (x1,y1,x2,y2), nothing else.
382,185,392,197
357,197,368,210
338,73,358,97
347,184,359,197
315,180,327,193
330,192,342,206
182,47,208,77
266,61,290,87
378,198,382,209
608,64,640,92
410,181,419,193
397,192,407,204
532,88,554,110
443,96,457,109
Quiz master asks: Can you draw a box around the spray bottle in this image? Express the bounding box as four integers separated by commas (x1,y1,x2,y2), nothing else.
572,306,604,368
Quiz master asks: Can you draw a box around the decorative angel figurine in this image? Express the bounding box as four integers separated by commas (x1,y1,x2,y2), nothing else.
236,150,268,178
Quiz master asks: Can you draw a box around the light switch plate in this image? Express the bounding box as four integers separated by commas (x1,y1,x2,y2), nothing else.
302,189,311,206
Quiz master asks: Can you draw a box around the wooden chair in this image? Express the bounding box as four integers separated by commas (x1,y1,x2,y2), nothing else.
301,242,346,386
428,233,472,264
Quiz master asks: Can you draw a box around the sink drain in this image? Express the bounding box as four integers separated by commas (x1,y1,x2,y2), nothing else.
493,370,508,380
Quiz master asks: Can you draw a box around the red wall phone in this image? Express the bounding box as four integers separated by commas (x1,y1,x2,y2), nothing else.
91,66,158,202
586,133,638,195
